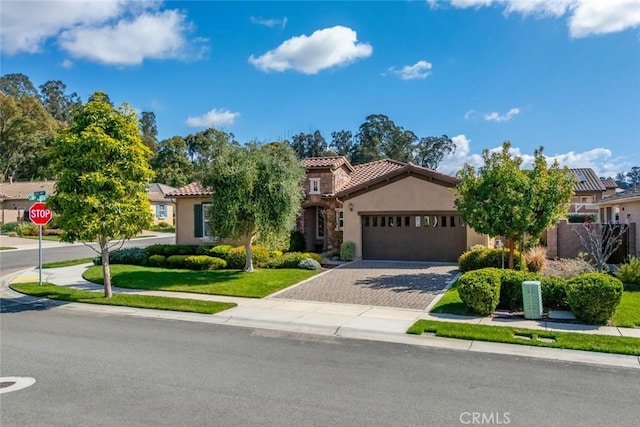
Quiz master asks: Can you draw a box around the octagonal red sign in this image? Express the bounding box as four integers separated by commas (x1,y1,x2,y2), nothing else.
29,202,53,225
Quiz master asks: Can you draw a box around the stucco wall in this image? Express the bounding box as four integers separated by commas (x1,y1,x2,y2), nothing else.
342,176,469,258
175,197,211,245
150,201,175,226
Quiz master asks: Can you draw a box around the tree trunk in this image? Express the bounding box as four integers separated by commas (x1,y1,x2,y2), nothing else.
508,238,515,270
244,235,254,272
101,240,112,298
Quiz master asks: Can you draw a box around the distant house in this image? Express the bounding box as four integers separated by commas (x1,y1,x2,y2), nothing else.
596,186,639,257
568,168,618,216
147,183,177,226
169,156,489,262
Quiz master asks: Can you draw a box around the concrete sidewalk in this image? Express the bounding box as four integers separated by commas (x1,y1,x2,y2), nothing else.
2,264,639,369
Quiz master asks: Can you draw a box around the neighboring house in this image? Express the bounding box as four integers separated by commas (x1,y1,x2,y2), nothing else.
0,180,176,228
568,168,618,215
147,183,177,226
596,186,639,257
170,156,488,262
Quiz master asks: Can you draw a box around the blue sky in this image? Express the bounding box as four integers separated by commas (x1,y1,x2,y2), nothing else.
2,0,639,177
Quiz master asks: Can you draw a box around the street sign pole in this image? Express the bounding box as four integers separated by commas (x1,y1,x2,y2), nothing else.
39,224,43,285
28,201,53,285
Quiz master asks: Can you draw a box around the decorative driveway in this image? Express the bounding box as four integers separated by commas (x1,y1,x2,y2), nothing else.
271,260,459,310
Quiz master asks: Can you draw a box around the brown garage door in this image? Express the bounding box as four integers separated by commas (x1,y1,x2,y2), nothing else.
362,213,466,262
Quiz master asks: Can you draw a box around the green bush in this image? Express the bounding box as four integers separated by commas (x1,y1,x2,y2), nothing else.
264,252,309,269
166,255,188,269
340,241,355,261
458,248,526,272
209,245,233,259
184,255,226,270
148,254,167,267
226,246,247,269
94,247,148,266
17,223,38,236
540,276,569,310
617,256,640,285
567,273,624,324
1,222,21,234
144,244,200,257
43,228,63,236
457,268,502,315
288,230,306,252
303,252,322,264
299,258,321,270
567,213,597,223
498,270,537,311
251,245,271,267
157,221,170,228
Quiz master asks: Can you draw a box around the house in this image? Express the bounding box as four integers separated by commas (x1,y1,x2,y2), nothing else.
568,168,618,216
0,180,176,227
169,156,488,262
596,186,639,257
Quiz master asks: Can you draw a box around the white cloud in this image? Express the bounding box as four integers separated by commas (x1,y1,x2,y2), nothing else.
464,110,477,120
248,25,373,74
250,16,288,29
449,0,640,37
484,107,520,122
186,108,240,128
388,60,433,80
1,1,206,65
61,59,74,69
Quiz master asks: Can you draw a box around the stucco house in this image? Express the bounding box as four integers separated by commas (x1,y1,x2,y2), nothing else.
596,186,639,257
147,183,177,226
169,156,488,262
568,168,618,216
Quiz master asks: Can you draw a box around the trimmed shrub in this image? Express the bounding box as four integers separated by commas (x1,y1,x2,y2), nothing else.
303,252,322,264
166,255,188,269
94,247,148,266
1,222,21,234
251,245,271,267
458,248,526,273
225,246,247,269
18,223,38,236
183,255,226,270
271,250,283,258
148,254,167,267
617,256,640,285
340,241,355,261
469,244,486,251
265,252,309,269
457,268,502,315
540,276,569,310
209,245,233,259
498,270,538,311
157,221,170,228
144,244,200,257
288,230,306,252
299,258,321,270
566,273,624,324
524,246,547,273
567,213,597,223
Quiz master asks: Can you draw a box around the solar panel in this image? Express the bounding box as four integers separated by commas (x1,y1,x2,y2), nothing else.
575,170,587,183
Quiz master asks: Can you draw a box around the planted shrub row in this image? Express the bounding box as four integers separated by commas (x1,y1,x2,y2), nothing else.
458,248,526,273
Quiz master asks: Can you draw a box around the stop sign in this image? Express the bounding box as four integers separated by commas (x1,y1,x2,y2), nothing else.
29,202,53,225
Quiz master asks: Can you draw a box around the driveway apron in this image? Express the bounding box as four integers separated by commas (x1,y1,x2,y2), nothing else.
271,260,458,310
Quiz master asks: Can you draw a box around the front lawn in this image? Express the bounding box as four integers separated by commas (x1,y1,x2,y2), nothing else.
612,286,640,328
11,283,236,315
0,246,16,250
43,258,94,268
83,264,319,298
408,320,640,356
429,280,466,315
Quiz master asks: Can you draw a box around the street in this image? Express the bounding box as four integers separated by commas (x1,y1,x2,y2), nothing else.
1,302,638,427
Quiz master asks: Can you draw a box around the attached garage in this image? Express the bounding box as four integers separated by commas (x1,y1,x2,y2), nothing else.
361,212,466,262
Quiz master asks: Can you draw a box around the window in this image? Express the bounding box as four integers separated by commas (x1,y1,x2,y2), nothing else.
157,204,167,219
364,216,370,227
202,204,212,237
335,209,344,231
309,178,321,194
415,216,421,227
372,216,378,227
450,216,456,227
441,216,447,227
381,217,386,227
396,216,402,227
316,207,325,239
404,216,410,227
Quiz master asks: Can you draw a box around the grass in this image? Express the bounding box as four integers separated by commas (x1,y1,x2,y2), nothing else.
0,246,17,250
408,320,640,356
612,285,640,327
42,258,95,268
10,283,237,315
23,235,61,241
429,280,468,315
83,264,319,298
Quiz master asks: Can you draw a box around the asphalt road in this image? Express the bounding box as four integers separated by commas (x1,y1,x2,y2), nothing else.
1,303,638,427
0,235,174,277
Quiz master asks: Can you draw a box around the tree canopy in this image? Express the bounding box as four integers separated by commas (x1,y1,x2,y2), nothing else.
48,91,154,297
198,140,305,272
455,141,575,268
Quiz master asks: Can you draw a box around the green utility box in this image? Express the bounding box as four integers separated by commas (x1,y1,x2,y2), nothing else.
522,281,542,320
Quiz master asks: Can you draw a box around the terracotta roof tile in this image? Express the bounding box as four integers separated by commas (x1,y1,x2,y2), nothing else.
337,159,406,192
167,182,212,197
570,168,606,193
301,156,353,171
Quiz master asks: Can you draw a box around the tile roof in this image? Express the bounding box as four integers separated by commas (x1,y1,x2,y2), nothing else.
301,156,353,171
0,181,56,199
600,178,618,189
570,168,606,193
167,181,212,197
596,186,640,204
147,183,178,202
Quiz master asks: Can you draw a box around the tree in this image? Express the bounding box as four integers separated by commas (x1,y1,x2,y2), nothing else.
48,91,154,297
455,141,575,268
330,130,354,158
151,136,193,187
186,128,237,162
415,135,456,169
39,80,82,123
352,114,396,164
140,111,158,154
627,166,640,189
289,130,328,158
199,141,305,272
0,73,38,97
574,222,629,272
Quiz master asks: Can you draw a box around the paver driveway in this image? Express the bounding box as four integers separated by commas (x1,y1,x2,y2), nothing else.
271,260,459,310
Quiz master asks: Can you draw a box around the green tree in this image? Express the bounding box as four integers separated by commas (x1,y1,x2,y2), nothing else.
455,141,574,268
0,73,38,97
48,91,154,297
330,130,354,159
415,135,456,169
186,128,237,162
199,141,305,272
151,136,193,187
289,130,328,158
140,111,158,154
39,80,82,123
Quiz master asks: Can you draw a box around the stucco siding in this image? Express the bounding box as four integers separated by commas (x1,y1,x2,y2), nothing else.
175,197,211,245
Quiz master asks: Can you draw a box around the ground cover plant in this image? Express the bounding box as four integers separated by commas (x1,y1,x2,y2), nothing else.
83,264,318,298
11,283,236,315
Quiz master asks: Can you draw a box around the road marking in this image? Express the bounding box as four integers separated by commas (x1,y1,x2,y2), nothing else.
10,276,39,284
0,377,36,394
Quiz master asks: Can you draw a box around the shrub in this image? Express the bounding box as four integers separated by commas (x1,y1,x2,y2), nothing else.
109,247,148,266
17,223,38,236
340,241,355,261
148,254,167,267
457,268,502,315
498,270,537,311
251,245,271,267
157,221,170,228
540,276,569,310
43,228,63,236
567,213,597,223
542,257,595,279
469,244,486,251
209,245,233,259
288,230,306,253
265,252,309,269
1,222,21,234
459,248,526,272
7,231,18,237
166,255,188,269
226,246,247,269
303,252,322,264
271,250,283,258
299,258,321,270
144,244,200,257
524,246,547,273
617,256,640,285
566,273,624,324
182,255,226,270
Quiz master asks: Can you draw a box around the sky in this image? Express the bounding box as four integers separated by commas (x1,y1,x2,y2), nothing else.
1,0,639,178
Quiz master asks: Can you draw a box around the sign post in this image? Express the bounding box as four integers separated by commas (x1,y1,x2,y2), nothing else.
29,201,53,285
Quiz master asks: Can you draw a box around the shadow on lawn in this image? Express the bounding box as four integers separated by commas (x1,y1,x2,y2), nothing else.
108,269,245,290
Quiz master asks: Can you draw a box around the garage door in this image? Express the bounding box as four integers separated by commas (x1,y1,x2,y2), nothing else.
362,213,466,262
